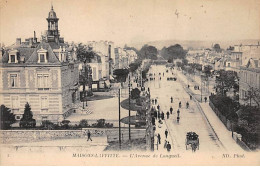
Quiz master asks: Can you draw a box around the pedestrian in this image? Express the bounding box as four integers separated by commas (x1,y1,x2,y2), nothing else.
155,99,158,105
177,109,180,116
179,101,182,108
171,97,173,103
87,130,92,141
164,140,167,148
152,117,155,125
152,99,154,105
188,84,190,88
166,111,170,119
157,104,160,111
170,107,173,114
190,95,192,100
166,142,171,152
163,73,164,76
204,96,207,103
186,102,189,109
161,111,165,120
158,111,161,119
165,129,168,138
177,116,180,123
154,111,157,119
157,134,161,144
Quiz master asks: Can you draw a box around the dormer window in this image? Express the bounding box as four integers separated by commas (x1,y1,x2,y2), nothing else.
8,49,19,63
37,47,48,63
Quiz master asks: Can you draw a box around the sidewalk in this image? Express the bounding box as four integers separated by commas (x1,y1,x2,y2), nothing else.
176,70,244,152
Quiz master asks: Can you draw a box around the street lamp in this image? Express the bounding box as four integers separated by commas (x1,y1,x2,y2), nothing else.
118,88,121,149
128,74,131,141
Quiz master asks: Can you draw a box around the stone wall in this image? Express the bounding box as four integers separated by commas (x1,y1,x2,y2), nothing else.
0,128,146,144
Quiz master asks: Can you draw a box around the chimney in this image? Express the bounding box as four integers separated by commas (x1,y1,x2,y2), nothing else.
33,31,37,43
16,38,21,45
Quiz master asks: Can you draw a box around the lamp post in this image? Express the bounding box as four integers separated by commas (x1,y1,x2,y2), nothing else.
201,75,203,102
118,88,121,149
128,75,131,141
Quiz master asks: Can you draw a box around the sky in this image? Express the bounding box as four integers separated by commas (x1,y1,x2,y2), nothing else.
0,0,260,46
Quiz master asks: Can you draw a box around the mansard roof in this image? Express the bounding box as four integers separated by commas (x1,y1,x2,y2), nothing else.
26,42,60,64
1,41,65,65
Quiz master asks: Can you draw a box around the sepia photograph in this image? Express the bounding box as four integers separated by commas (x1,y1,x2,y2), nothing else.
0,0,259,166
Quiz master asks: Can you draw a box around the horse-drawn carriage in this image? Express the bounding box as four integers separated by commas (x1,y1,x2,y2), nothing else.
185,132,199,152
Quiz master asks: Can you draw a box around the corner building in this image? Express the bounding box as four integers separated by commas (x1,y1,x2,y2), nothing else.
0,6,80,123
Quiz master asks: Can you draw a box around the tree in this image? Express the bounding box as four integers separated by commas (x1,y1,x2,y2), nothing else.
243,85,260,108
113,69,129,83
79,119,89,128
215,70,238,96
129,59,142,73
213,44,221,53
203,65,213,77
76,43,95,63
0,105,16,129
131,88,141,100
139,45,158,60
161,44,187,63
61,120,70,129
20,102,36,128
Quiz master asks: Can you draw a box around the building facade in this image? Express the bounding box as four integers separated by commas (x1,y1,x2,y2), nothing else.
0,6,80,123
239,58,260,107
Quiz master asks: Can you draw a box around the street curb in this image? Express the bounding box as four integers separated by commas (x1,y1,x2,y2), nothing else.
176,71,226,150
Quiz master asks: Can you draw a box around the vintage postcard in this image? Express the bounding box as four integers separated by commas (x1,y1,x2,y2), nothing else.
0,0,259,166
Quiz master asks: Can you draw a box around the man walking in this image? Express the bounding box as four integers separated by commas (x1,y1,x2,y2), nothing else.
170,107,173,114
154,110,157,119
166,142,171,152
166,111,170,119
161,111,165,120
177,109,180,116
204,96,207,103
165,129,168,138
157,134,161,144
87,130,92,141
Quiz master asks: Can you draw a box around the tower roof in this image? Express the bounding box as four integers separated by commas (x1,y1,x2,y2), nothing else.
48,5,57,19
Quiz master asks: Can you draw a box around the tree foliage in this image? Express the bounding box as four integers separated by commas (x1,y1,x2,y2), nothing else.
243,85,260,108
213,44,221,53
113,69,129,82
129,59,142,72
76,43,95,63
161,44,187,63
215,70,238,96
139,45,158,60
131,88,141,100
20,102,36,128
203,65,213,77
0,105,16,129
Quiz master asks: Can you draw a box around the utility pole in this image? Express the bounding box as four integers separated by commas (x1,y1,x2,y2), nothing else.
82,62,87,109
201,75,203,102
128,75,131,141
118,88,121,149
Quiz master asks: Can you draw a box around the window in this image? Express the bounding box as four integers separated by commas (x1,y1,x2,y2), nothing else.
37,74,49,90
40,54,45,63
10,74,18,88
11,55,15,63
41,96,48,109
